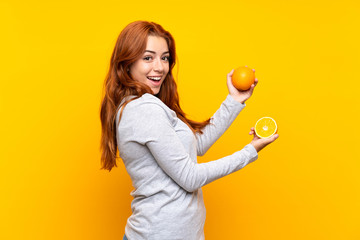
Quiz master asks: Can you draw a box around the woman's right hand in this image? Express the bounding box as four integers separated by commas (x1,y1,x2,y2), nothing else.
249,127,279,152
226,69,258,104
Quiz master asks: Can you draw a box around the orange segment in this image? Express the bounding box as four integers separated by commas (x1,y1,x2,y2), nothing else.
255,117,278,139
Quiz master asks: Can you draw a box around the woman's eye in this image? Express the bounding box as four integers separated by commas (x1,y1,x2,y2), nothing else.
143,56,152,61
162,56,170,61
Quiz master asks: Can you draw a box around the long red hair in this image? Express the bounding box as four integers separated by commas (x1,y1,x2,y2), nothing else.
100,21,210,171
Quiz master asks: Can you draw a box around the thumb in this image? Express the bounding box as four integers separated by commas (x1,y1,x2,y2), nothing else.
268,134,279,143
227,69,234,82
260,134,279,145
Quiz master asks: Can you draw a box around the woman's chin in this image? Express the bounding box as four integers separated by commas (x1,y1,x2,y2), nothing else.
151,88,161,95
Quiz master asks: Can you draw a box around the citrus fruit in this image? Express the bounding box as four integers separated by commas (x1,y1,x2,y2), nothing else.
231,66,255,91
255,117,278,139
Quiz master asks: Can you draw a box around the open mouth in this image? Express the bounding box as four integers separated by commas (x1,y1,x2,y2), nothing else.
147,76,162,82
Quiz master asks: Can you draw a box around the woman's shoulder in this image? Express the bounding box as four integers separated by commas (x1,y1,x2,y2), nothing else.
138,93,164,105
122,93,176,121
128,93,167,109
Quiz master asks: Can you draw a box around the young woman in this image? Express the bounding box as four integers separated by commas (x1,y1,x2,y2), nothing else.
100,21,278,240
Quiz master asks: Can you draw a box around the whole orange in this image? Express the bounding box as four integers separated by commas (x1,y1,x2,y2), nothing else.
231,66,255,91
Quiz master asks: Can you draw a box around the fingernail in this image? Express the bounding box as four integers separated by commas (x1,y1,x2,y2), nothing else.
252,69,255,72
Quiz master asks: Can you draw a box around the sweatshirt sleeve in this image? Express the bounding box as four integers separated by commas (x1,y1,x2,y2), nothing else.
130,100,258,193
196,94,246,156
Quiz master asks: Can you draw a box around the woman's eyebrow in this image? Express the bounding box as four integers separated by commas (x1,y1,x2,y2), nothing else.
145,50,170,55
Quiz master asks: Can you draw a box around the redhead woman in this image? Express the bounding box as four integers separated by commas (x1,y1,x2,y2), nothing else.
100,21,278,240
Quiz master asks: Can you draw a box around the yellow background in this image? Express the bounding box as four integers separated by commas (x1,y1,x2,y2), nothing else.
1,0,359,239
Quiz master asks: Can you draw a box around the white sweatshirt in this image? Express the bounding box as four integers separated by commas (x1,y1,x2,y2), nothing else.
116,93,258,240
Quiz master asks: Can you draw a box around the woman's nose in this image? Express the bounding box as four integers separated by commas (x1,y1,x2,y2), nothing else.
153,58,164,72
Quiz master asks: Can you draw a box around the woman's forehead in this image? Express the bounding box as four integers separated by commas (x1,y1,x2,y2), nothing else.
145,36,169,53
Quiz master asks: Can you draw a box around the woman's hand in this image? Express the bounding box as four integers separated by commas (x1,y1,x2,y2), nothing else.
249,127,279,153
226,68,258,104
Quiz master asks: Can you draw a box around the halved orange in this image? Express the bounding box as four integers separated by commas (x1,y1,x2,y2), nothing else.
255,117,278,139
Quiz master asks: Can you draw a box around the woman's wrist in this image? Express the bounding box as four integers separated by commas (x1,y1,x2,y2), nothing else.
230,94,246,104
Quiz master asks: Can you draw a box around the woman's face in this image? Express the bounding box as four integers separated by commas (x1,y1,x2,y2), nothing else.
129,35,170,95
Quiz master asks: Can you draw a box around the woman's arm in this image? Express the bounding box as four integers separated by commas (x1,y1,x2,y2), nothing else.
196,69,258,156
195,95,245,156
129,101,258,193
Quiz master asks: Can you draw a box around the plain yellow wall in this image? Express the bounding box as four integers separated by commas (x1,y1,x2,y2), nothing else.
1,0,359,239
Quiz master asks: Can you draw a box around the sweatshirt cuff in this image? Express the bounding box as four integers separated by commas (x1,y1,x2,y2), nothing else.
226,94,246,108
244,143,258,164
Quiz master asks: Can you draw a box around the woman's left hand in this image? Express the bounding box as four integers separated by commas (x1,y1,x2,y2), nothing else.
226,68,258,104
